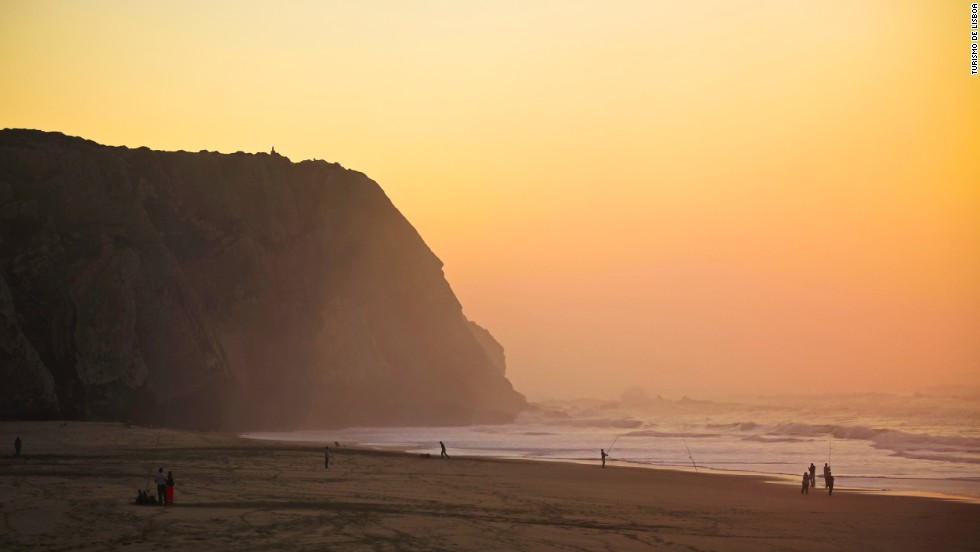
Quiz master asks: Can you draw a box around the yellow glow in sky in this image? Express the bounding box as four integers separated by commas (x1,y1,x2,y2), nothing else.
2,0,977,399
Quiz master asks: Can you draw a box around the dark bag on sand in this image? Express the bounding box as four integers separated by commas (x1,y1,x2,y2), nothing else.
135,489,157,505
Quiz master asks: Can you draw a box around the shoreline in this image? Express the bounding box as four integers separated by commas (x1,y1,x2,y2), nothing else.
242,432,980,505
3,421,979,551
250,435,980,509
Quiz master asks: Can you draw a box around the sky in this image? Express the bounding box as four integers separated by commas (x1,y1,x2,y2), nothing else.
1,0,977,400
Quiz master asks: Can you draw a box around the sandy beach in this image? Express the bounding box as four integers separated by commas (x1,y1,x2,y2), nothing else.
1,422,977,551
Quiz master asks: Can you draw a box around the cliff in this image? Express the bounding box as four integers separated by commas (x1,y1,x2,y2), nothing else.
0,130,525,429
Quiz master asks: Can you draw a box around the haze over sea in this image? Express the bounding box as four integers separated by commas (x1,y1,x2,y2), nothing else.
248,391,980,501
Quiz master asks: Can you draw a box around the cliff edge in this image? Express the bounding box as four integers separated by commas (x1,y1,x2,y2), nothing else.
0,130,525,429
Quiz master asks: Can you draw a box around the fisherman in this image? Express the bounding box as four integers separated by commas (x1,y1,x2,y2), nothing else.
801,471,810,494
154,467,168,504
824,463,831,488
440,441,449,458
600,448,608,468
14,436,21,457
324,446,330,469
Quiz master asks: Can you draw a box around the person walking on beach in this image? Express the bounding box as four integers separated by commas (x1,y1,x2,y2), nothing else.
324,446,330,469
154,467,167,504
809,463,816,488
440,441,449,458
14,436,21,457
827,473,835,496
165,471,175,505
801,471,810,494
601,448,608,468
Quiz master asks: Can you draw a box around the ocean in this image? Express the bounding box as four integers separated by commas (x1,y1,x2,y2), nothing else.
245,392,980,501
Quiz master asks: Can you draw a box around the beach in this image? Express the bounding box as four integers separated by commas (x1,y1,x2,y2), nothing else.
1,422,977,551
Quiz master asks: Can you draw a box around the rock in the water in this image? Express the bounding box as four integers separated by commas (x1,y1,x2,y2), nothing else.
0,130,526,429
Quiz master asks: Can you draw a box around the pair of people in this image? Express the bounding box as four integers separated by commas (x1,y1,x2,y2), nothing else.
802,463,834,495
153,468,175,504
822,463,835,494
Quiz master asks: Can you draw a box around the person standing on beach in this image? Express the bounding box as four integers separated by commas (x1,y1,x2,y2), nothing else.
801,471,810,494
154,467,167,504
601,448,608,468
827,474,835,496
809,463,816,488
824,464,831,488
165,471,175,505
440,441,449,458
324,446,330,469
14,436,21,457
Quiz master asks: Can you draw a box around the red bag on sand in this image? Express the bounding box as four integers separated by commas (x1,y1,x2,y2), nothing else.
166,485,174,505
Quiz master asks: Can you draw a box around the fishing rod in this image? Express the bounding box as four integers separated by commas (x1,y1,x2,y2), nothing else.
681,434,698,473
828,432,832,465
141,428,161,492
150,428,162,490
606,433,623,455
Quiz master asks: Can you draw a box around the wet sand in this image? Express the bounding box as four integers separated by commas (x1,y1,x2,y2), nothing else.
1,421,977,551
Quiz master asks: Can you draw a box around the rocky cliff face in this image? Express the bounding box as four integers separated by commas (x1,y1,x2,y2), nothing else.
0,130,525,429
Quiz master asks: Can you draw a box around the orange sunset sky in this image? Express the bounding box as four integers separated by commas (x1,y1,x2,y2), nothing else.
2,0,978,399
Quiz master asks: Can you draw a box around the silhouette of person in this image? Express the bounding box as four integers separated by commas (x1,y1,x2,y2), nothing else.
827,474,835,496
440,441,449,458
801,471,810,494
824,463,831,488
153,467,168,504
809,463,816,488
324,446,330,469
165,471,175,505
601,448,608,468
14,436,21,457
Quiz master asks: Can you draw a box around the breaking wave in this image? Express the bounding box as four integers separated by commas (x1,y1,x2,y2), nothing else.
706,422,761,431
741,435,806,444
743,422,980,461
624,430,720,439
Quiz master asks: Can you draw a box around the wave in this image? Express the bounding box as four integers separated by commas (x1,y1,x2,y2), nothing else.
526,414,980,463
529,417,645,429
706,422,760,431
742,422,980,461
741,435,806,443
889,451,980,465
772,421,977,442
624,430,720,439
871,431,980,452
